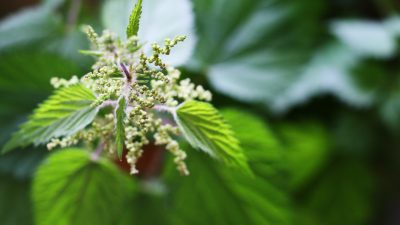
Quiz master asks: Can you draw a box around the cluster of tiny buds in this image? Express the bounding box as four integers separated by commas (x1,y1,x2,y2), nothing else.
47,26,212,176
50,76,80,88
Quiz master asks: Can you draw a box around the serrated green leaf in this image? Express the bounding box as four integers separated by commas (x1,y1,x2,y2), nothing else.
175,100,250,173
2,84,98,153
126,0,142,38
116,97,126,159
33,149,136,225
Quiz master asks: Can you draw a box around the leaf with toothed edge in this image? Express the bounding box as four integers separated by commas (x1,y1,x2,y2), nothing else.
126,0,142,38
175,100,251,174
2,84,98,154
116,97,127,159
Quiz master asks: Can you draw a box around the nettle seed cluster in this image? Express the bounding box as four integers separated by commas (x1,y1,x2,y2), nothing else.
47,26,212,175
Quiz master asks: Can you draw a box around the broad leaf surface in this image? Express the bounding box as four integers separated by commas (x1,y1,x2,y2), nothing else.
33,149,135,225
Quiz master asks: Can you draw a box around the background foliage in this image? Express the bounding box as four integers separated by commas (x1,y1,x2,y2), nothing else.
0,0,399,225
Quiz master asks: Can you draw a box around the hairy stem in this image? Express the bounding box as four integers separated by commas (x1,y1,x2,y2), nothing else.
119,63,132,82
91,142,105,161
99,100,117,108
153,105,176,113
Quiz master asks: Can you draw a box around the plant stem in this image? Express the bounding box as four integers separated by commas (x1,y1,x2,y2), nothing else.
91,142,105,161
99,100,117,108
153,105,176,113
119,63,132,82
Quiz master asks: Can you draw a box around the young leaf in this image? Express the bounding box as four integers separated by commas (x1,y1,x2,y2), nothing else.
33,149,136,225
2,84,98,153
126,0,142,38
115,97,126,159
175,100,250,172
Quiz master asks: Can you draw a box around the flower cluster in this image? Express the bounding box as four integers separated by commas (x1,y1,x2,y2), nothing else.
47,26,212,175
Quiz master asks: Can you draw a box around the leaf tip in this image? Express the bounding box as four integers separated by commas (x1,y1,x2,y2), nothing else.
126,0,143,38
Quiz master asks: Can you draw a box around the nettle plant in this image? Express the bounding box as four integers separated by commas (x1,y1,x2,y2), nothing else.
3,0,249,176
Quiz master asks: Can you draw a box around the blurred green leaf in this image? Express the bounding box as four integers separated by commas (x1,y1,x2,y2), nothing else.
33,149,135,225
175,101,250,173
102,0,196,66
295,161,375,225
46,29,92,68
165,108,290,225
271,42,375,113
0,174,34,225
278,122,330,190
331,19,397,58
0,52,78,93
0,0,93,69
0,5,61,51
3,85,98,153
192,0,323,106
